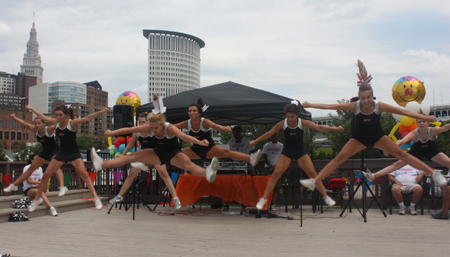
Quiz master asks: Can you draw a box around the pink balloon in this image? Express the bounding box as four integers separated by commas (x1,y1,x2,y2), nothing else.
401,131,409,138
114,138,122,148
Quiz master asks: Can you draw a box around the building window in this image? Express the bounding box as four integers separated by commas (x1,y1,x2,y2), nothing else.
4,131,9,139
0,131,2,139
17,132,21,140
11,132,15,140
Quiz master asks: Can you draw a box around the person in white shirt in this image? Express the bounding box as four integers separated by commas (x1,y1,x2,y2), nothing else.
389,164,425,215
262,133,283,210
23,154,58,216
228,126,255,155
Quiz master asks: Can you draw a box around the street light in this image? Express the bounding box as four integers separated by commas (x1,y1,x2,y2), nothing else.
433,89,436,107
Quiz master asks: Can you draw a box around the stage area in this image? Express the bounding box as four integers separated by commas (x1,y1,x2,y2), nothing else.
0,204,447,256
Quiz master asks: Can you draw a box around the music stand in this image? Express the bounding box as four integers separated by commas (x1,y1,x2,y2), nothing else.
339,149,387,222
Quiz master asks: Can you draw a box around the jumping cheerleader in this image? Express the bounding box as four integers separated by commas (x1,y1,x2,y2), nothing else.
28,105,109,212
250,101,345,209
174,97,261,167
90,95,219,185
108,112,181,209
4,113,67,196
299,60,447,192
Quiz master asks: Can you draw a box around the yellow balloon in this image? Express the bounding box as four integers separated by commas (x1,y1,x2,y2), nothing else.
400,116,414,127
392,76,425,107
116,91,141,116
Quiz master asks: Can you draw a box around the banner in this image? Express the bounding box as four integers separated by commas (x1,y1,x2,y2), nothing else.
3,174,11,187
87,171,96,183
112,171,123,189
64,173,73,187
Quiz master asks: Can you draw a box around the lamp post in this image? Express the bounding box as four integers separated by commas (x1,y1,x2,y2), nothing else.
433,89,436,107
441,93,443,105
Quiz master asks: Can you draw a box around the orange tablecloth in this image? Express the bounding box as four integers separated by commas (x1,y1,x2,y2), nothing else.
176,174,273,208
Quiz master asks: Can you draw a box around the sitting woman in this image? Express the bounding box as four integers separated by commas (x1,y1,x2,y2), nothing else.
23,154,58,216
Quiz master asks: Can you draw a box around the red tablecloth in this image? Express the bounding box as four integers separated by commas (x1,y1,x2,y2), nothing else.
175,174,273,208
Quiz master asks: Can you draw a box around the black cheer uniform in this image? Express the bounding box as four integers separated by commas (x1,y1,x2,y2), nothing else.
351,100,385,147
281,118,308,160
54,120,82,162
36,126,59,161
150,122,182,165
137,133,157,149
408,127,442,161
187,118,215,160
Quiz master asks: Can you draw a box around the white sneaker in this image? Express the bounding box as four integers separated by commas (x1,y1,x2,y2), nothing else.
362,170,374,182
250,149,262,167
408,207,417,215
324,196,336,207
109,195,123,205
3,184,18,193
28,198,43,212
130,162,148,171
270,204,277,211
206,157,219,183
300,178,316,191
94,197,103,210
90,147,103,172
256,198,267,210
50,206,58,216
174,197,182,210
399,206,406,215
432,172,447,188
58,186,68,196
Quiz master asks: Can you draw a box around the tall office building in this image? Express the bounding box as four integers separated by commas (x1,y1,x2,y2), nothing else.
143,30,205,101
20,21,44,85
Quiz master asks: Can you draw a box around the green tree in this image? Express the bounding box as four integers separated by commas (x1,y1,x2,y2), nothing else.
0,141,8,161
13,141,30,161
76,135,108,151
434,120,450,157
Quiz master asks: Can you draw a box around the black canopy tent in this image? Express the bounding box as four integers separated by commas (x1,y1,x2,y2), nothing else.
136,81,311,125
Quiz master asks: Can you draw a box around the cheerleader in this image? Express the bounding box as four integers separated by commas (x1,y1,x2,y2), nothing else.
363,119,450,181
299,60,447,192
109,112,180,209
28,105,109,212
3,113,67,196
174,97,261,167
91,95,219,186
250,101,344,209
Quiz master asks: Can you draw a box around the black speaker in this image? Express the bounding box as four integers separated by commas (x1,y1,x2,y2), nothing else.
113,105,134,130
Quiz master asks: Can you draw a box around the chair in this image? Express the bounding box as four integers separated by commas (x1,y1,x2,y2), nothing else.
321,169,349,210
388,181,424,215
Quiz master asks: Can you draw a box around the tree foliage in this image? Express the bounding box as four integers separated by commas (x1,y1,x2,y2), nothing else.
434,120,450,157
76,135,108,151
0,140,8,161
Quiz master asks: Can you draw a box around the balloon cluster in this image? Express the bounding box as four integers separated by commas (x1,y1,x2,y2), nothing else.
108,137,138,158
390,102,430,149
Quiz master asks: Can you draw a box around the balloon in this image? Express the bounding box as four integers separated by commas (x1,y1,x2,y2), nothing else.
118,144,126,153
117,137,125,143
114,152,122,158
400,142,412,150
127,137,133,145
420,103,430,115
108,137,113,147
114,138,122,148
400,116,414,127
392,76,425,107
116,91,141,116
399,125,408,134
405,101,421,113
392,113,403,121
110,149,115,156
409,123,418,131
401,131,410,139
128,147,135,153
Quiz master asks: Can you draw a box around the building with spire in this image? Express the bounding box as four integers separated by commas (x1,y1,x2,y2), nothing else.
20,21,44,85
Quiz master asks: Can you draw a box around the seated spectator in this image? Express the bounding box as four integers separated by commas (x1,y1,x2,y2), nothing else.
262,133,283,210
389,164,425,215
23,154,58,216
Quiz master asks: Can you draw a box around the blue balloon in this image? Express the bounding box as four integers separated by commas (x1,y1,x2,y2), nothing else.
118,144,126,153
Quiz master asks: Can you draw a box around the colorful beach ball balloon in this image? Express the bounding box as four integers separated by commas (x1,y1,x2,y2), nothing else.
116,91,141,116
392,76,425,107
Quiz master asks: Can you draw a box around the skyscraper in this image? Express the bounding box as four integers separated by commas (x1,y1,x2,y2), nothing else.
20,21,44,85
143,30,205,101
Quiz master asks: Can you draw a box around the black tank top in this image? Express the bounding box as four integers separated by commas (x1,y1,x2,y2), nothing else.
283,118,304,151
187,118,215,148
410,127,438,151
150,122,180,151
56,120,79,153
137,133,157,149
352,100,383,137
36,127,59,153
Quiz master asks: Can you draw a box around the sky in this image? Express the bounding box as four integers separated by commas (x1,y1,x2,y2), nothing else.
1,0,450,117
